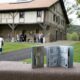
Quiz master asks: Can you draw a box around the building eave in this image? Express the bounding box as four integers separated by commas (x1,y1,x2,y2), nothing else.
0,7,47,13
59,0,70,24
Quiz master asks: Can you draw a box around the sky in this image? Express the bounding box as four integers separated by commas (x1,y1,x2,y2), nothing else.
0,0,80,25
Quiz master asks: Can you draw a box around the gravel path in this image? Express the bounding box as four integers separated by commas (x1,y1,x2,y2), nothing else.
0,48,32,61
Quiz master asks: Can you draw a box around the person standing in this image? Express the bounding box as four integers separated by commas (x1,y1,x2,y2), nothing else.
43,35,45,43
39,32,43,43
0,37,4,54
35,33,39,43
33,33,36,43
20,30,27,42
16,34,20,42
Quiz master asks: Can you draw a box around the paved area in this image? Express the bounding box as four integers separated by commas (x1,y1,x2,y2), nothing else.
0,61,80,80
0,41,77,61
0,61,31,71
0,61,79,72
0,48,32,61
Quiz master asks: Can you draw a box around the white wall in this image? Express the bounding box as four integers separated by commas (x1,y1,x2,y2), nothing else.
25,11,36,23
0,11,44,24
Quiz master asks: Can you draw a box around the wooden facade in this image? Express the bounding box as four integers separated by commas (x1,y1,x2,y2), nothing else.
0,0,69,42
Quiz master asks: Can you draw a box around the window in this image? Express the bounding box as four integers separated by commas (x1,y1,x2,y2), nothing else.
61,20,63,25
53,14,60,24
19,12,24,18
37,11,42,17
56,16,58,23
63,20,65,26
53,14,56,21
57,16,60,24
61,20,65,26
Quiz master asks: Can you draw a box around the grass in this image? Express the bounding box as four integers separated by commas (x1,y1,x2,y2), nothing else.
2,41,80,63
73,42,80,62
23,42,80,63
3,42,37,53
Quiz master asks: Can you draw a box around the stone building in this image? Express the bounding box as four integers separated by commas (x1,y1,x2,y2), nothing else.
0,0,69,42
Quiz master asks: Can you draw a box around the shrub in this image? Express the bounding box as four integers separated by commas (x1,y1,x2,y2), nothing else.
67,33,72,40
71,32,79,40
67,32,79,41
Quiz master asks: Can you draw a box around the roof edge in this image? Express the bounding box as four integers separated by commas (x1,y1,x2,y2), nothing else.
59,0,70,24
0,7,47,12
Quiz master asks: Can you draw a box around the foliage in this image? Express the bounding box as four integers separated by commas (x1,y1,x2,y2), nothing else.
3,42,36,53
72,42,80,62
67,33,72,40
76,0,80,4
67,25,80,33
77,11,80,18
64,0,80,21
71,32,79,40
67,32,79,41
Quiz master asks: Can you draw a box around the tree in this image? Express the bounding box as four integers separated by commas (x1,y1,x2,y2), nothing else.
76,0,80,18
63,0,80,24
76,0,80,4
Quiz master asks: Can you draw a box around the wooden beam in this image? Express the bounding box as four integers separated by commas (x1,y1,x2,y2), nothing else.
10,12,18,18
7,12,18,30
8,23,17,30
7,12,18,42
38,23,48,35
38,23,47,29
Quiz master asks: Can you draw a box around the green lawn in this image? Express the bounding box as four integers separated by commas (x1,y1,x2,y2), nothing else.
3,42,37,53
23,42,80,63
73,42,80,62
2,41,80,63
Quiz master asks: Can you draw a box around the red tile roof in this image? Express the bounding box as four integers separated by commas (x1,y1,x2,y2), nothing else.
0,0,58,11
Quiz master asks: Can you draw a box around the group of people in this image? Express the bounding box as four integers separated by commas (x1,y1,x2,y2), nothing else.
16,32,45,43
7,30,45,43
16,30,27,42
34,32,45,43
16,33,26,42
